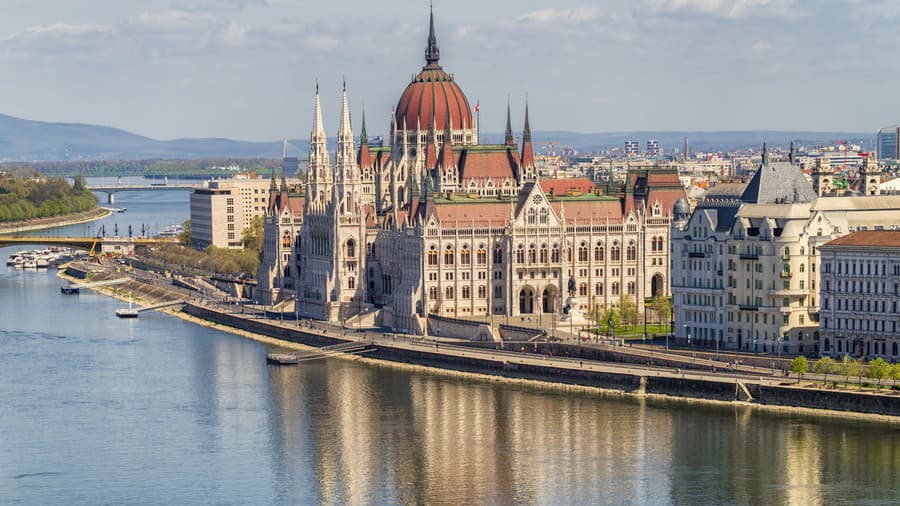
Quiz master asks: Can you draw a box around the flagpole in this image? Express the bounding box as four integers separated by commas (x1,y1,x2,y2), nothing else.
476,100,480,144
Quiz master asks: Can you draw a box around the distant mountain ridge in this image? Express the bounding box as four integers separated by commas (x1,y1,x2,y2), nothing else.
0,113,873,162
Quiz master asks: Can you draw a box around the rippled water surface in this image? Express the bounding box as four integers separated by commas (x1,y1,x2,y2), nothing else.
1,189,898,504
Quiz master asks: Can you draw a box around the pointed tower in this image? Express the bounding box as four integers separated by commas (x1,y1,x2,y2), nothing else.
334,82,360,214
308,84,331,205
356,109,376,207
520,100,536,184
504,99,514,147
425,4,440,68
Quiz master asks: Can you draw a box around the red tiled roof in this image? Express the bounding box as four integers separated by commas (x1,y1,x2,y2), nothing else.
823,230,900,248
457,149,519,181
433,202,510,226
539,178,595,195
552,200,624,224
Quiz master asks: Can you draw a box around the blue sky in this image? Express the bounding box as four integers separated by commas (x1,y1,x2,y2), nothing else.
1,0,897,140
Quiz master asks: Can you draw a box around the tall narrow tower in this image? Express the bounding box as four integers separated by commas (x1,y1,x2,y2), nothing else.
307,85,332,206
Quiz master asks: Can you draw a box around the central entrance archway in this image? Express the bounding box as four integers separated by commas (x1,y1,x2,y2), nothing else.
542,286,557,313
519,287,534,314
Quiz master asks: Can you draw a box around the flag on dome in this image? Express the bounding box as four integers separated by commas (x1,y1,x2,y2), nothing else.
474,101,480,113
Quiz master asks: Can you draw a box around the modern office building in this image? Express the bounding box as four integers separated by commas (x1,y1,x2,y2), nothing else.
189,177,281,249
877,126,899,161
819,231,900,361
624,140,640,158
646,140,661,158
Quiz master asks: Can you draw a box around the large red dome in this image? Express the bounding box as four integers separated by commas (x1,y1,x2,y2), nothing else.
395,68,473,132
393,9,473,133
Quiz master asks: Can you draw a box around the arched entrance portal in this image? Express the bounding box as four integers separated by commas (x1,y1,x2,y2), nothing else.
651,274,664,297
542,286,557,313
519,287,534,314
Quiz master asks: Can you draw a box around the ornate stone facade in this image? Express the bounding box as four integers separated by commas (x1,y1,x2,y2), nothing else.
258,11,685,334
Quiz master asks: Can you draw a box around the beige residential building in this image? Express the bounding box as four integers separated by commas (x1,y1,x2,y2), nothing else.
189,177,283,249
672,152,900,356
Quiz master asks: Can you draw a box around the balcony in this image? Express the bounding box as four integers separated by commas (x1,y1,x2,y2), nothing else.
739,253,759,260
688,251,705,258
780,270,793,278
738,304,759,311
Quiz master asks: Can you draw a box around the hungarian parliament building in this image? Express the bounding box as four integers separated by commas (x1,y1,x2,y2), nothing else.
257,11,686,334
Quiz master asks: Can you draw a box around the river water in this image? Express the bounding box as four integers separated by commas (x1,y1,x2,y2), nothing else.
1,185,898,505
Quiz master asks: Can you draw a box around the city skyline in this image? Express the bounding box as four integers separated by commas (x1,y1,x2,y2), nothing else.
1,0,898,141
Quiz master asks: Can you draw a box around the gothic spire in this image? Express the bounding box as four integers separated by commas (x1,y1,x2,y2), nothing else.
360,109,368,146
504,97,514,146
425,5,440,67
312,85,325,139
523,99,532,144
762,142,768,165
280,168,287,192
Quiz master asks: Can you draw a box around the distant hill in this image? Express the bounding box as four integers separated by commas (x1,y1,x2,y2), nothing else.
0,113,291,161
0,112,874,161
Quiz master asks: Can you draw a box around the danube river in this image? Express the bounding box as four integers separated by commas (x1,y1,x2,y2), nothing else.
1,186,898,504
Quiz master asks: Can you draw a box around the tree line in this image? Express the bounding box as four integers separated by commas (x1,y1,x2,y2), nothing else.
0,173,96,222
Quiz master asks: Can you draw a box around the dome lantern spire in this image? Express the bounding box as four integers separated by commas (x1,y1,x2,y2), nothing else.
425,5,440,67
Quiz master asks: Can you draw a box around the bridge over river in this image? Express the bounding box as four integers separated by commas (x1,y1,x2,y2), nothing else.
0,235,176,255
87,180,200,204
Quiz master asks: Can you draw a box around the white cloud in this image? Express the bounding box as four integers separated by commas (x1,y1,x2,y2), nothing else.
647,0,800,18
222,22,249,46
25,23,113,36
516,7,601,25
136,10,216,30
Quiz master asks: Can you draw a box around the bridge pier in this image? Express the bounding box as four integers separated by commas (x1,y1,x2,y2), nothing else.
107,192,115,205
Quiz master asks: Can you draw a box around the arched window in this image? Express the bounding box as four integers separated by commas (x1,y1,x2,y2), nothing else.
799,263,805,273
427,249,438,266
595,243,605,261
346,239,356,258
494,247,503,264
444,247,455,265
579,283,588,296
516,244,525,264
460,246,471,265
595,283,604,295
477,248,487,265
429,286,438,300
462,286,471,299
551,245,560,263
578,242,588,262
445,286,454,300
348,276,355,289
527,208,536,224
612,282,620,295
627,281,635,295
626,241,637,262
540,244,548,263
282,232,291,249
611,243,621,262
528,244,536,263
539,208,549,224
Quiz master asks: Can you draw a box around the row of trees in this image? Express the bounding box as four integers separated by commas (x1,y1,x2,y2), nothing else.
147,216,265,278
594,295,671,335
0,173,96,222
790,355,900,388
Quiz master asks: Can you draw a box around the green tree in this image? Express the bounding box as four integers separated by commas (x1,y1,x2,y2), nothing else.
648,296,672,326
178,220,192,247
889,363,900,387
790,356,809,383
602,308,620,335
73,174,87,192
813,356,839,386
617,295,638,331
839,355,862,387
867,358,891,389
242,215,264,259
